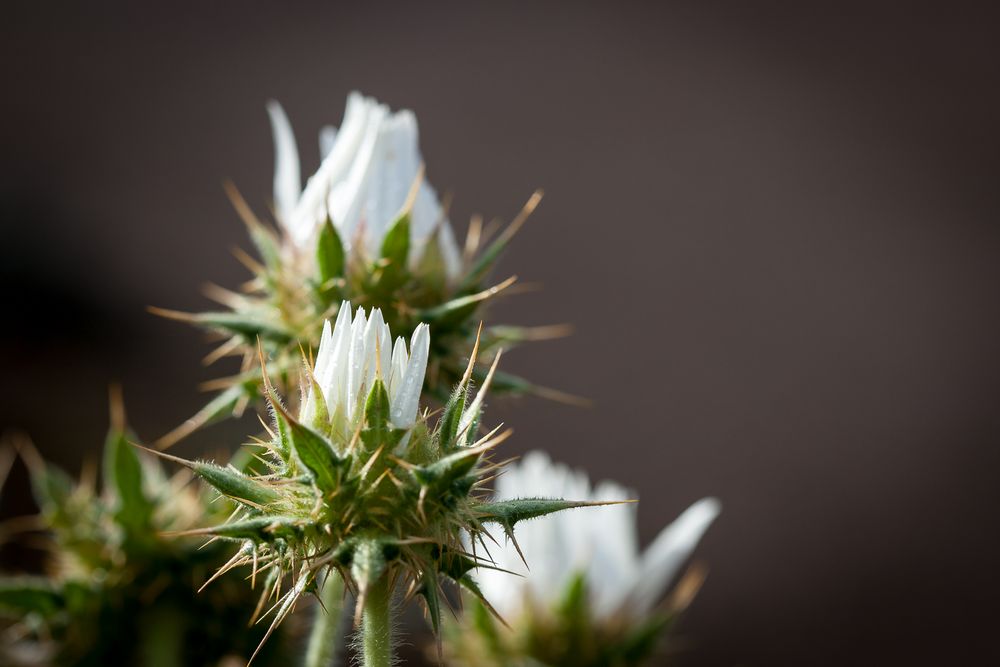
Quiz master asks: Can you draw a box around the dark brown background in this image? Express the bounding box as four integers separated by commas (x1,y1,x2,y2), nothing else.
2,1,999,665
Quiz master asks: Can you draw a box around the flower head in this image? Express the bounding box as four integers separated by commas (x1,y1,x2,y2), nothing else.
268,92,461,278
302,300,429,434
158,307,597,659
448,451,720,666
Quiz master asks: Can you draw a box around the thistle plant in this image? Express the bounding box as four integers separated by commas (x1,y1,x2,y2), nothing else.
155,92,565,447
443,452,720,667
153,303,607,667
0,395,292,667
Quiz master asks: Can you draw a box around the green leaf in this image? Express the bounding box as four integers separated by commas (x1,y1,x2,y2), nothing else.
315,217,345,295
474,498,611,530
0,577,62,618
103,428,154,535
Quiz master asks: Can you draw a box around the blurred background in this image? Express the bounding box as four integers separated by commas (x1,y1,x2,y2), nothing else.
2,1,999,664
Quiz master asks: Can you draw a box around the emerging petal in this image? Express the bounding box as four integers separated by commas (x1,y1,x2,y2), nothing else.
266,100,301,227
626,497,721,614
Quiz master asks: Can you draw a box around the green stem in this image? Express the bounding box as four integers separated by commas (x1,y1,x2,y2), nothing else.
362,576,393,667
304,573,346,667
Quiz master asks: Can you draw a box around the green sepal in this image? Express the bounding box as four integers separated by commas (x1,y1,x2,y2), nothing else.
315,217,345,299
361,379,405,452
0,577,62,618
190,460,279,507
102,427,154,535
374,211,410,292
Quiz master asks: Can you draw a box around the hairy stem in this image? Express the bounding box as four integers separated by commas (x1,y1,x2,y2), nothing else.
362,576,393,667
304,572,346,667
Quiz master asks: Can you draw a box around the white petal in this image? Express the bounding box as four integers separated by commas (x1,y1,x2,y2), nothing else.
301,319,333,423
360,110,421,256
345,307,368,420
389,323,429,428
322,303,353,416
627,497,721,614
328,100,388,246
266,100,301,227
585,481,640,617
319,125,338,160
388,336,408,401
289,92,370,246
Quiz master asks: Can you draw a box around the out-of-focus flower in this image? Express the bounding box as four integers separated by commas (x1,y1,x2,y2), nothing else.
446,451,720,667
268,92,461,278
0,398,294,667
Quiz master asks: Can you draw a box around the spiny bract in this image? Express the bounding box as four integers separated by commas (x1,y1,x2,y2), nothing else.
162,304,603,659
155,92,564,448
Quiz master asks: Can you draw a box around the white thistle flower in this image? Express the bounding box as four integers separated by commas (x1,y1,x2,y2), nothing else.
476,451,720,620
267,92,462,279
302,301,430,435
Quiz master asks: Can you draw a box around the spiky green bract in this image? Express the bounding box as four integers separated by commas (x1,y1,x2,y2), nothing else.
168,346,595,664
154,186,556,448
0,417,293,666
442,575,674,667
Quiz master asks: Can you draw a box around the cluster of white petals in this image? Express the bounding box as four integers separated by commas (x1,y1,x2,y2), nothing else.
268,92,461,278
302,301,429,435
476,451,720,620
